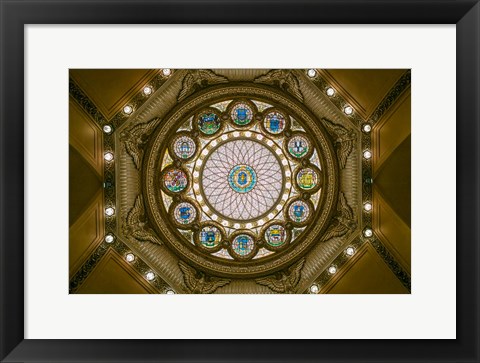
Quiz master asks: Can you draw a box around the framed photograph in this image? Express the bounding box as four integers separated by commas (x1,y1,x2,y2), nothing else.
1,1,478,362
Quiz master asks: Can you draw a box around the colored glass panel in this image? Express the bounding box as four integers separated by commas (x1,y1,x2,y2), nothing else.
164,169,188,193
265,224,287,247
264,111,286,134
174,202,196,225
232,235,254,256
287,135,310,158
296,168,318,190
198,112,221,135
288,200,310,223
173,135,196,159
199,226,222,248
230,103,253,126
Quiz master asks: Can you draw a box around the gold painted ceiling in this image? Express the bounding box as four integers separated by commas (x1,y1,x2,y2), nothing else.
69,68,411,294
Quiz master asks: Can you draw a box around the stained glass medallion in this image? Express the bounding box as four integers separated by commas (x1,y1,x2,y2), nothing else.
197,109,221,135
264,224,288,248
287,199,311,224
287,134,311,159
198,225,222,249
163,169,188,193
173,202,197,225
230,102,254,126
228,165,257,193
172,135,196,160
296,167,320,191
231,234,255,258
263,110,287,135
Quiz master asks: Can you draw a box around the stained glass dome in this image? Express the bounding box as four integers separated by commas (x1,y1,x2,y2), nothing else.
152,95,331,266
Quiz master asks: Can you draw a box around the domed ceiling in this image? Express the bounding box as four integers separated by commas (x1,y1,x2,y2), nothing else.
69,68,411,294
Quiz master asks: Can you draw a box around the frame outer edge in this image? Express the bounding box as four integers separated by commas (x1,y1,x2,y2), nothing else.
457,2,480,362
1,1,479,363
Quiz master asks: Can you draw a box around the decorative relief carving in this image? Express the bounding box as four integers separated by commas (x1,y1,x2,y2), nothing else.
255,258,305,294
123,195,162,245
177,70,229,102
254,69,304,102
321,117,355,169
321,192,356,242
178,261,231,294
120,118,160,169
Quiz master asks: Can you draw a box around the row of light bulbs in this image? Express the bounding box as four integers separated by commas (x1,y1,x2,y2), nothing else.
102,69,173,136
104,233,175,294
306,69,374,160
306,70,375,293
309,227,374,294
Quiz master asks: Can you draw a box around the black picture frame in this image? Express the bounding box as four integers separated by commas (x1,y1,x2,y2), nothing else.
1,1,479,362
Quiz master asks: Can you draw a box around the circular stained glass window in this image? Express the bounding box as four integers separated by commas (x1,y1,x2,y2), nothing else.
173,202,196,225
288,199,310,223
199,225,222,249
296,168,319,191
265,224,287,247
173,135,196,160
164,169,188,193
230,103,254,126
287,135,310,159
200,137,284,221
197,110,221,135
153,95,332,268
231,234,255,257
264,111,286,135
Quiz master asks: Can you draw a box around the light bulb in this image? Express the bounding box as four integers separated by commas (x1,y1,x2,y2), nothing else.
328,266,337,274
362,124,372,133
143,86,153,96
346,247,355,256
363,228,373,238
123,105,133,115
146,272,155,281
344,106,353,115
103,125,113,134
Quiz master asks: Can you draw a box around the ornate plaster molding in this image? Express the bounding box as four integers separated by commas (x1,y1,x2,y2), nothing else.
254,69,304,102
178,261,231,294
177,69,229,102
255,258,306,294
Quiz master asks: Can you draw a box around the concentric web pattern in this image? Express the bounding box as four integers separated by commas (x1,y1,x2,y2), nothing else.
201,139,283,220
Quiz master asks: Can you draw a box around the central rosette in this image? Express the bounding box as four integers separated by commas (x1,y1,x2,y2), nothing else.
197,134,286,222
228,165,257,193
